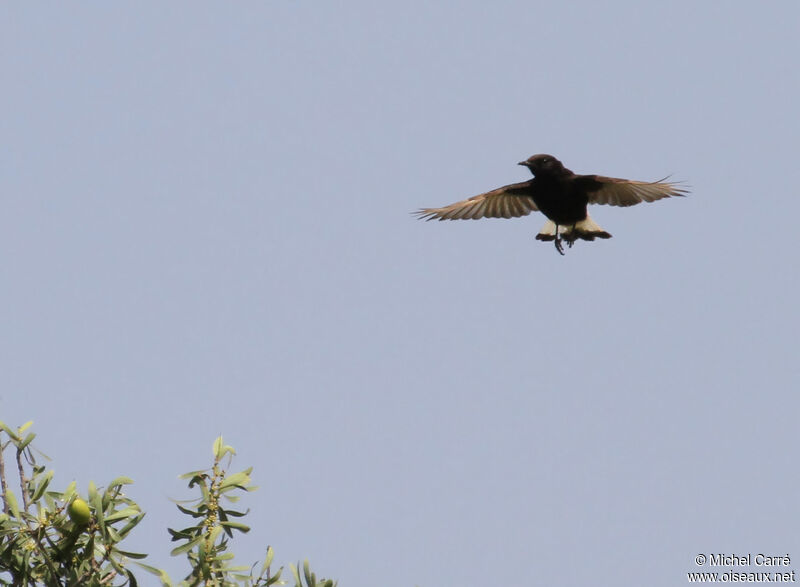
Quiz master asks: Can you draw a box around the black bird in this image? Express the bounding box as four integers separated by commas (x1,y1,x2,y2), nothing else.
415,154,688,254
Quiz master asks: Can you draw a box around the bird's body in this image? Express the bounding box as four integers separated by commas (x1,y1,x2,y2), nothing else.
527,172,590,226
415,154,687,254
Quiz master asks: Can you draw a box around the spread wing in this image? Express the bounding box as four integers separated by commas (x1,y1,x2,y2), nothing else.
414,181,537,221
582,175,689,207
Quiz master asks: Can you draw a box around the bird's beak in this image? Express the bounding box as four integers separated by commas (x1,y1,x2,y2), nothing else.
518,161,527,166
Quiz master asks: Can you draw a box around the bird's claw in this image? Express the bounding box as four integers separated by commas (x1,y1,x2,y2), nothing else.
554,236,565,256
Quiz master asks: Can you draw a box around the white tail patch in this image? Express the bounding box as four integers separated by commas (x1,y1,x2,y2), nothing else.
536,220,558,240
562,214,612,241
536,215,612,242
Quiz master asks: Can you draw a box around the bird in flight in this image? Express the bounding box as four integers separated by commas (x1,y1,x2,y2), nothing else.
414,154,688,255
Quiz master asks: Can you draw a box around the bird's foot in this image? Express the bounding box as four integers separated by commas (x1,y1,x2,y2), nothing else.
554,236,565,256
567,224,577,248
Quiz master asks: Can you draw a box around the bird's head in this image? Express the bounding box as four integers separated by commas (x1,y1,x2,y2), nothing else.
518,154,566,176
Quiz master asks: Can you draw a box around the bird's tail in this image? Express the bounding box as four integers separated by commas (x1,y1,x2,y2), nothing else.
535,215,612,242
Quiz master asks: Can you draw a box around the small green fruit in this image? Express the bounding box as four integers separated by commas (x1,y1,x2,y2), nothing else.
68,498,91,525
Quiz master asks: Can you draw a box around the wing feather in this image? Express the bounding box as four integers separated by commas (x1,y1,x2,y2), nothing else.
584,175,689,207
414,181,537,221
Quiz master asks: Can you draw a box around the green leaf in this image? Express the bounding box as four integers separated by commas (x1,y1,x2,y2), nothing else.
106,524,122,543
212,436,224,459
0,421,17,439
107,476,135,490
117,549,149,560
18,421,34,434
29,444,52,461
126,568,139,587
167,526,201,541
175,503,205,518
220,520,250,533
104,506,141,523
134,560,173,586
116,513,145,539
92,491,105,534
18,432,36,451
304,560,314,587
31,469,54,502
290,563,302,586
212,436,237,461
207,525,223,544
62,480,77,500
178,469,208,480
219,470,251,490
215,552,236,562
169,534,203,556
5,489,20,519
109,553,127,575
187,474,208,488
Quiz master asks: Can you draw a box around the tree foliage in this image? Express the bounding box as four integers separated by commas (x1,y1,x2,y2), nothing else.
0,421,335,587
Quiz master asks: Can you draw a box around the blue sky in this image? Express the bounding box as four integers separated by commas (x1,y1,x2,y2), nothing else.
2,3,799,586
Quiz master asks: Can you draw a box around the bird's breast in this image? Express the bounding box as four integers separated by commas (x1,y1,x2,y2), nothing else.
531,181,589,225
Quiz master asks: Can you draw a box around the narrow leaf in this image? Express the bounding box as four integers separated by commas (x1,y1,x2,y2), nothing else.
220,520,250,533
291,563,302,586
177,469,208,480
104,507,140,522
0,421,19,439
92,491,105,534
62,481,77,500
31,470,54,502
219,471,251,490
169,534,203,556
212,436,224,459
18,432,36,451
117,549,148,560
261,545,275,576
5,489,20,519
108,476,135,488
116,512,145,538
